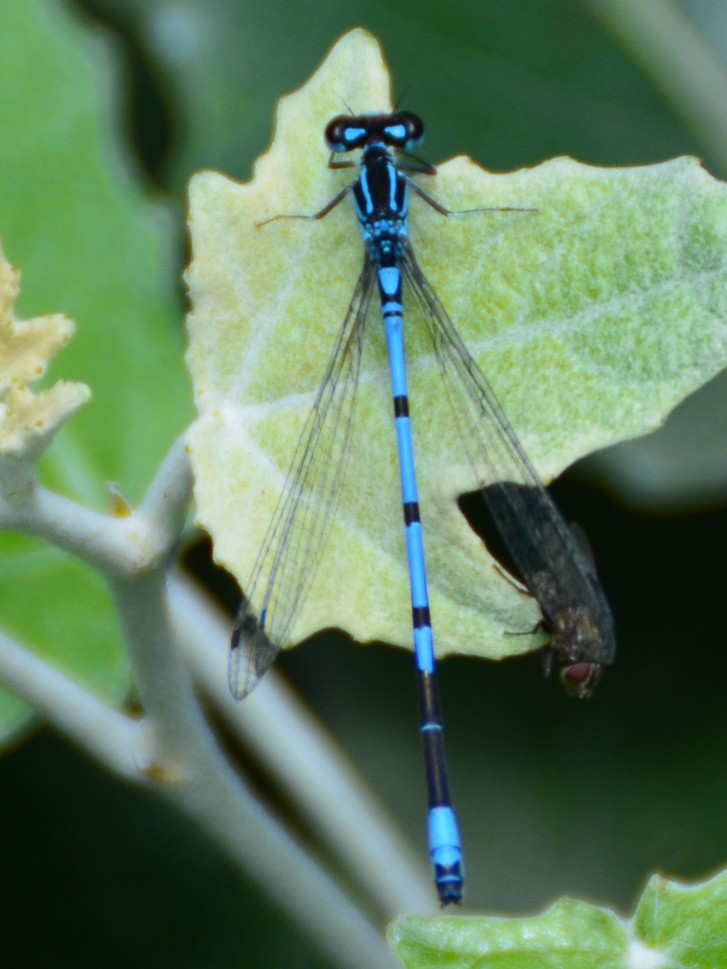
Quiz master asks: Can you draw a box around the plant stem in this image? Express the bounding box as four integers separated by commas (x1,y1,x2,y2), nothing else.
170,571,437,916
586,0,727,175
0,435,406,968
0,627,144,777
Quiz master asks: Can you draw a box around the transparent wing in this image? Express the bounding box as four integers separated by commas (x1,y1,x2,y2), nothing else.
229,260,376,698
402,247,616,670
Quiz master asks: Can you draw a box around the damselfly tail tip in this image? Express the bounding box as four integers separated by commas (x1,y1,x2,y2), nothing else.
435,867,464,907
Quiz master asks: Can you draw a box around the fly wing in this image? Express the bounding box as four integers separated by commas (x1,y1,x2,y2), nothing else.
402,248,616,669
229,261,375,698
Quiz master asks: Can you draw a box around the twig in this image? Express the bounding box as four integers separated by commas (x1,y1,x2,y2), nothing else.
0,434,403,969
0,626,144,779
586,0,727,175
169,570,437,916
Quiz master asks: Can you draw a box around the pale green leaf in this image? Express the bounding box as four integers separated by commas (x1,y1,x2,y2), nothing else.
186,28,727,661
635,869,727,968
0,248,90,488
389,899,626,969
388,868,727,969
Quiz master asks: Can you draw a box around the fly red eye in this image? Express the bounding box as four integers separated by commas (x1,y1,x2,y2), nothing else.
560,663,603,700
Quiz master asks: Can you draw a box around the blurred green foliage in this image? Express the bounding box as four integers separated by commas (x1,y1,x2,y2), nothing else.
0,0,190,740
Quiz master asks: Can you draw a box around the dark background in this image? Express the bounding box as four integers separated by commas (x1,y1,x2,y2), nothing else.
3,1,727,967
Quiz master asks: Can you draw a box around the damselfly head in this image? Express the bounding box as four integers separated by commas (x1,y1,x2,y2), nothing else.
325,111,425,153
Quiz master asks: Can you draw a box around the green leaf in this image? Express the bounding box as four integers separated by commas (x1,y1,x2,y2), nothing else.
388,868,727,969
186,28,727,662
389,899,626,968
635,869,727,968
0,0,191,744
